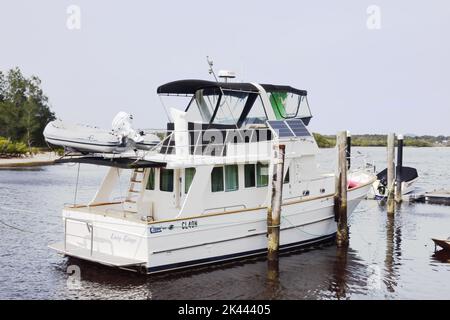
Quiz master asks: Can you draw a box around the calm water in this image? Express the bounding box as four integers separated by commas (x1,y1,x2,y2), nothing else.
1,147,450,300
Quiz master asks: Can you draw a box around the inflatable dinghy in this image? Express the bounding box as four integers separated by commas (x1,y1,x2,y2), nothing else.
44,120,126,153
43,112,160,154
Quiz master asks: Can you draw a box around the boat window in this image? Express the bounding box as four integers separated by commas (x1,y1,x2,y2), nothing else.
213,90,250,125
257,163,269,187
284,168,290,184
186,88,221,123
268,92,311,120
225,165,239,192
160,168,174,192
244,164,256,188
211,167,224,192
184,167,196,193
242,95,268,126
146,168,155,190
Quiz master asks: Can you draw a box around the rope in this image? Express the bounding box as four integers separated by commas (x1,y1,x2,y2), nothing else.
281,215,334,238
0,218,35,233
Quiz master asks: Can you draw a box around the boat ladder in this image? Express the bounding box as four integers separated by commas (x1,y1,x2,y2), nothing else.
124,168,145,213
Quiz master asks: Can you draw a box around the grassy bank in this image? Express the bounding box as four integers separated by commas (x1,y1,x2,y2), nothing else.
312,133,445,148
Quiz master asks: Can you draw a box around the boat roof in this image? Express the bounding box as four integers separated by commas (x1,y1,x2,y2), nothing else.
157,79,307,96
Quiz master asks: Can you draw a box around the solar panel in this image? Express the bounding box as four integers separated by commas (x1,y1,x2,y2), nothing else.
285,119,310,137
267,119,311,138
267,120,294,137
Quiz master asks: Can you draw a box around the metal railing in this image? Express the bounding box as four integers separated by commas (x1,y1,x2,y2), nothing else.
141,127,274,157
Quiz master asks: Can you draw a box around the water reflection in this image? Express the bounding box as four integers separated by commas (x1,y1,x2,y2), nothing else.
328,246,348,299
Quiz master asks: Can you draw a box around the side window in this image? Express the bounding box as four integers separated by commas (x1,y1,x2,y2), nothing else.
257,163,269,187
211,167,224,192
160,168,174,192
225,165,239,192
211,165,240,192
244,164,256,188
146,168,155,190
284,168,290,184
185,167,196,193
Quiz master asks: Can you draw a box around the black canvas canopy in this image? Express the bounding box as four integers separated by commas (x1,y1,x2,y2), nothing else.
261,84,307,96
157,79,307,96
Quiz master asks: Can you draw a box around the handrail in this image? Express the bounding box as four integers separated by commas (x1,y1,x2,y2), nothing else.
144,127,275,157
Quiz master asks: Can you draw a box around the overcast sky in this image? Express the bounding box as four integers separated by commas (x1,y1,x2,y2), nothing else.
1,1,449,135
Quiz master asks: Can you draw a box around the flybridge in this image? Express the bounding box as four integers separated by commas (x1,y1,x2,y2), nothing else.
158,79,312,129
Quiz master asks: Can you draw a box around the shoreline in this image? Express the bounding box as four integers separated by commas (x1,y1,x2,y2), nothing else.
0,152,59,169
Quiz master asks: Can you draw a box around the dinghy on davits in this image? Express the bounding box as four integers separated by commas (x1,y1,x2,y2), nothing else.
43,112,161,153
43,120,125,153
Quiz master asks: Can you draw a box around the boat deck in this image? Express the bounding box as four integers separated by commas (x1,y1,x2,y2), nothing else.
65,202,147,224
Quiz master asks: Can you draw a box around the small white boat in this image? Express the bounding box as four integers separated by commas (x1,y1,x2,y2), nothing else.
44,113,161,153
43,120,125,153
369,166,419,199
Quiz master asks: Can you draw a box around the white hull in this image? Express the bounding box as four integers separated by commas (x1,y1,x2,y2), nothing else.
50,183,370,274
368,176,418,199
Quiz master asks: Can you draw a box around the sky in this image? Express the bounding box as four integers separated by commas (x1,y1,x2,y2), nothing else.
1,0,449,135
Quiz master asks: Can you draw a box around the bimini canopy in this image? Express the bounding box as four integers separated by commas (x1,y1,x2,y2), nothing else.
157,79,308,96
157,79,259,95
261,84,307,97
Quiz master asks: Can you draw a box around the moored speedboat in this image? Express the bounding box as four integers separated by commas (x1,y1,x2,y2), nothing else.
369,166,419,199
48,77,376,273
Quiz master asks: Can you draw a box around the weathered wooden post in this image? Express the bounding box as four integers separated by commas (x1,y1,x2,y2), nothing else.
346,131,351,169
335,131,348,247
387,133,396,214
268,144,285,265
395,134,404,203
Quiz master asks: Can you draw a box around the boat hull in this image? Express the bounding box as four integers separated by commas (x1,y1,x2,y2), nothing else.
51,183,370,274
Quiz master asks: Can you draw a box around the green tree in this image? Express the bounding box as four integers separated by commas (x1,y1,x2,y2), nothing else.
0,67,55,147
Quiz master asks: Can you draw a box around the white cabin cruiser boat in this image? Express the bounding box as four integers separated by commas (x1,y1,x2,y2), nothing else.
49,78,376,273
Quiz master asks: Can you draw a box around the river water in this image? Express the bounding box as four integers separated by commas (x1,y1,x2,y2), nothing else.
1,147,449,299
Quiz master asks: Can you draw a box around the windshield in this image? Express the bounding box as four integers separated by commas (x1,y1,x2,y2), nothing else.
185,89,254,125
268,92,311,120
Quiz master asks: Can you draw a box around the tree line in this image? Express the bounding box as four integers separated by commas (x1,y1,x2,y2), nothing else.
313,133,449,148
0,67,56,155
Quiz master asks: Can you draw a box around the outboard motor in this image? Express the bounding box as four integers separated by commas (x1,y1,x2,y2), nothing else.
111,112,144,144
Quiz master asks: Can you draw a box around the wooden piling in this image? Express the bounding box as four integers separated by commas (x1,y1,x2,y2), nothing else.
395,134,404,203
268,144,285,263
335,131,348,247
346,131,351,170
387,133,395,214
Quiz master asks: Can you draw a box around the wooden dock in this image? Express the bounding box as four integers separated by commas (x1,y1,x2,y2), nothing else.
410,189,450,205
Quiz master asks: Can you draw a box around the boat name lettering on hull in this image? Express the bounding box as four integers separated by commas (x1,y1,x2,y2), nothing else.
182,220,198,230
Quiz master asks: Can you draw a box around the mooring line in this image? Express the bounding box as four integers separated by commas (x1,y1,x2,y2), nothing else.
0,218,35,233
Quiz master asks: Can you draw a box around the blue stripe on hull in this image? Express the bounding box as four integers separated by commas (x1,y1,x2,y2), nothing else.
146,233,336,274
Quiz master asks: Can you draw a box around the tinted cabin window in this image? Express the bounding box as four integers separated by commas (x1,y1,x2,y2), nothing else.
225,165,239,191
185,168,196,193
257,163,269,187
211,167,224,192
146,168,155,190
160,168,174,192
284,168,290,184
244,164,256,188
